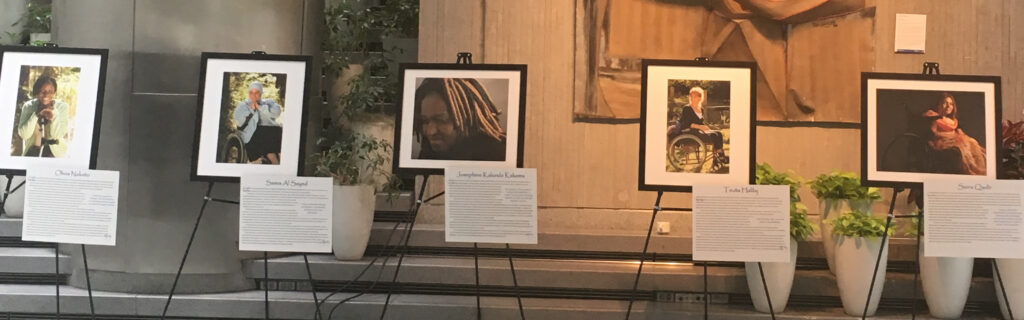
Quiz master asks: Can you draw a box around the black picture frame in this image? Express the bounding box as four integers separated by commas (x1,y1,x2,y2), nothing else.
190,51,313,182
860,72,1002,188
0,45,109,176
638,59,758,192
393,63,528,177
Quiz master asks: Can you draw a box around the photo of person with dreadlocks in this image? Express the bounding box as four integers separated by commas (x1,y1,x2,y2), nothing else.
395,65,527,175
412,78,507,161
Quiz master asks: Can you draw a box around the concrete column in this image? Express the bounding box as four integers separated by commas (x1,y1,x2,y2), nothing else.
52,0,323,294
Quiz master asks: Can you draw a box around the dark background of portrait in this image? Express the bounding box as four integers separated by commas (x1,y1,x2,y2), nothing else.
215,72,287,163
875,89,986,172
11,65,82,156
410,77,509,158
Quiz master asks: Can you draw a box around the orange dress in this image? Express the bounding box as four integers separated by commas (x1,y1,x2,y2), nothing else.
929,117,986,175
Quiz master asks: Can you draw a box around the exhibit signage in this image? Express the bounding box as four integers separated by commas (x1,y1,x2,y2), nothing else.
924,179,1024,258
444,167,537,244
22,168,119,246
239,175,332,252
692,184,790,262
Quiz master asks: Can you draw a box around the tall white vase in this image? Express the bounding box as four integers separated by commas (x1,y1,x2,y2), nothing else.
994,258,1024,320
745,239,798,313
332,185,376,260
835,236,888,317
1,176,25,218
919,244,973,319
819,199,872,274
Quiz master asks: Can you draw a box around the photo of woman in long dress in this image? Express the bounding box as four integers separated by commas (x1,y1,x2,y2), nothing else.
921,92,986,175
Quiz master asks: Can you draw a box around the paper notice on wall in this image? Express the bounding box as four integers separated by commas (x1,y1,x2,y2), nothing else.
894,14,927,53
924,180,1024,258
22,168,119,246
239,176,333,253
444,167,537,244
692,185,790,262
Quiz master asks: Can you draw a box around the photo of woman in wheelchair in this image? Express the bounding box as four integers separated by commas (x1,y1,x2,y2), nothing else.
919,93,986,175
665,86,729,173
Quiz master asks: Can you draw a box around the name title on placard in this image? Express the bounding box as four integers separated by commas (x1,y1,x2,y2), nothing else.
264,179,311,187
54,169,91,177
455,171,529,179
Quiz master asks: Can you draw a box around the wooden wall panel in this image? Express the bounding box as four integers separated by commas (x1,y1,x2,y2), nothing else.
872,1,1006,76
1007,1,1024,121
417,0,483,63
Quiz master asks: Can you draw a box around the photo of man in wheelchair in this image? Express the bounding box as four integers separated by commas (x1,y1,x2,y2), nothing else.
877,90,987,176
665,81,730,173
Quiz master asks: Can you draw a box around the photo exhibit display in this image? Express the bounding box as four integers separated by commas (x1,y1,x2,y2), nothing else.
191,52,313,182
638,60,756,192
394,63,527,176
0,46,108,174
862,73,1001,187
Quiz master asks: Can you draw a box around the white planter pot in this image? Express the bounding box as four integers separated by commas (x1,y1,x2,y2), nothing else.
332,185,376,260
919,245,973,319
835,236,888,317
994,258,1024,320
819,199,872,274
1,176,25,218
745,238,798,313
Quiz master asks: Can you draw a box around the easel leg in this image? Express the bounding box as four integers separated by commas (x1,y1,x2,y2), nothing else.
55,243,60,320
474,243,481,320
862,193,897,320
993,259,1016,320
380,176,431,320
506,244,525,320
910,216,922,320
624,191,663,320
703,262,708,320
756,262,776,320
264,251,270,320
160,182,215,319
0,174,13,216
302,254,322,320
81,244,96,319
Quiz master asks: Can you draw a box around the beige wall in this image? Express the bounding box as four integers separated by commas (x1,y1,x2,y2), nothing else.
418,0,1020,240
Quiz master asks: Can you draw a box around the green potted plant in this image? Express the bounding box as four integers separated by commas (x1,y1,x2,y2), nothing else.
744,163,816,314
809,171,881,274
4,1,50,45
829,211,892,316
903,215,974,319
308,127,400,260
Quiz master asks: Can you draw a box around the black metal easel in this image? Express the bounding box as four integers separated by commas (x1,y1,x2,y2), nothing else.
3,174,97,318
625,57,777,320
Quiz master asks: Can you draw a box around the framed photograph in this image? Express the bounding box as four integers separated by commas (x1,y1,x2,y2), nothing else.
0,46,108,175
862,73,1001,188
394,63,527,176
191,52,312,182
638,60,756,192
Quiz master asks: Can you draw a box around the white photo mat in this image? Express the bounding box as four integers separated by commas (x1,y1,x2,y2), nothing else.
865,78,997,184
397,68,523,171
643,65,752,187
0,51,103,170
194,58,307,179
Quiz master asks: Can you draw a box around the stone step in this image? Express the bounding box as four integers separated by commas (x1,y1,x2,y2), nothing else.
0,284,1001,319
0,248,71,275
241,254,1001,309
0,218,22,238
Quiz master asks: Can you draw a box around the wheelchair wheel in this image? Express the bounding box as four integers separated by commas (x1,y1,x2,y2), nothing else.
220,132,248,163
668,134,707,172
